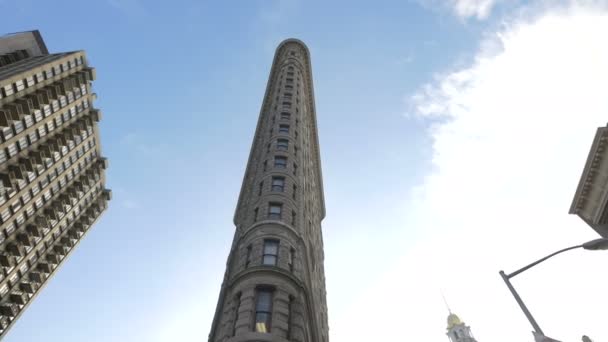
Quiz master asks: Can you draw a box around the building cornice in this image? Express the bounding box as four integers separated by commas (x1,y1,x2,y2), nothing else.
570,126,608,216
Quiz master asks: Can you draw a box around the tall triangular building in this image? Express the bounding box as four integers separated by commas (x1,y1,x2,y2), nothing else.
208,39,329,342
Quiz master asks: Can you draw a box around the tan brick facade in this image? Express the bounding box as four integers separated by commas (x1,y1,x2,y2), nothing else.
0,31,110,337
208,39,329,342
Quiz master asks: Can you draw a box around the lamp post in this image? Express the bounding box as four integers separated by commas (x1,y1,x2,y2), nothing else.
499,238,608,338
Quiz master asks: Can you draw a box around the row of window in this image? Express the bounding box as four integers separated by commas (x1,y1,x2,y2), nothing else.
0,189,105,315
1,80,89,144
0,55,85,99
0,141,98,242
0,100,91,167
0,118,95,206
0,180,103,295
0,178,103,279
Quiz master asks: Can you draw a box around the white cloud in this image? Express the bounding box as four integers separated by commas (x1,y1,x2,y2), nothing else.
450,0,498,19
416,0,503,19
332,2,608,342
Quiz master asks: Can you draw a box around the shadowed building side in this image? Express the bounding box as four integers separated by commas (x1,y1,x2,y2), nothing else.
208,39,329,342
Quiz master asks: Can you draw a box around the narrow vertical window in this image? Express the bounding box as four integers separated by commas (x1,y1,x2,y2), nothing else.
268,203,282,220
292,185,297,200
263,160,267,171
254,289,273,333
293,163,298,175
262,239,279,265
289,248,295,272
254,208,259,222
232,292,242,336
246,245,252,267
258,181,264,196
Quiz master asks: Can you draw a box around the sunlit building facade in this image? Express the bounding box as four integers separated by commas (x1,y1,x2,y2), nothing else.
0,30,110,337
208,39,329,342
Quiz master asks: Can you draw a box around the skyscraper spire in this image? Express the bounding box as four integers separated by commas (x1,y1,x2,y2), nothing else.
446,311,478,342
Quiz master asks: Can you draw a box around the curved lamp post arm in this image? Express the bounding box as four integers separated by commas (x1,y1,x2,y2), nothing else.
507,245,583,278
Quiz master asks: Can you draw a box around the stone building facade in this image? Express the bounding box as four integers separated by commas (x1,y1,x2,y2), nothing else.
208,39,329,342
0,30,110,337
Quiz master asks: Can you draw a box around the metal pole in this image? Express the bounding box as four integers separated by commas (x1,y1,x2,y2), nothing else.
499,270,544,335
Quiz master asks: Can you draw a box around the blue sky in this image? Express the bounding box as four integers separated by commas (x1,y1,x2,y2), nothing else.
2,0,608,341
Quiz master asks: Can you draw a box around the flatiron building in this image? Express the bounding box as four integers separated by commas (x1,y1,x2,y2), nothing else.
0,30,110,337
208,39,329,342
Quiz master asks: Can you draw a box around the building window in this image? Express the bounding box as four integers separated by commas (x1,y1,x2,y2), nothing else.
271,177,285,192
262,239,279,265
288,66,294,71
285,84,293,90
291,210,296,225
292,185,297,200
284,92,293,99
274,156,287,169
246,245,252,267
258,181,264,196
263,160,267,171
233,292,242,336
282,102,291,109
254,289,273,333
289,248,295,272
268,202,282,220
286,78,294,83
293,163,298,175
280,112,290,120
279,124,290,134
277,139,288,151
254,207,259,222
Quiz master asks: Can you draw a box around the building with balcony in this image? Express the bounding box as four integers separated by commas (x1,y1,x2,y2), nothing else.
0,30,110,337
208,39,329,342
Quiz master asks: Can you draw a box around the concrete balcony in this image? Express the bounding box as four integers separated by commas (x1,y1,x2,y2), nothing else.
9,292,27,305
0,304,18,317
45,253,59,264
37,262,51,273
28,272,43,283
25,224,41,238
53,245,67,256
67,230,79,240
5,243,25,257
0,254,15,268
19,282,36,294
16,233,34,247
60,237,74,248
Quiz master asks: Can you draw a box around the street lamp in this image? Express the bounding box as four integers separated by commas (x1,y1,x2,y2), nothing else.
499,238,608,338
